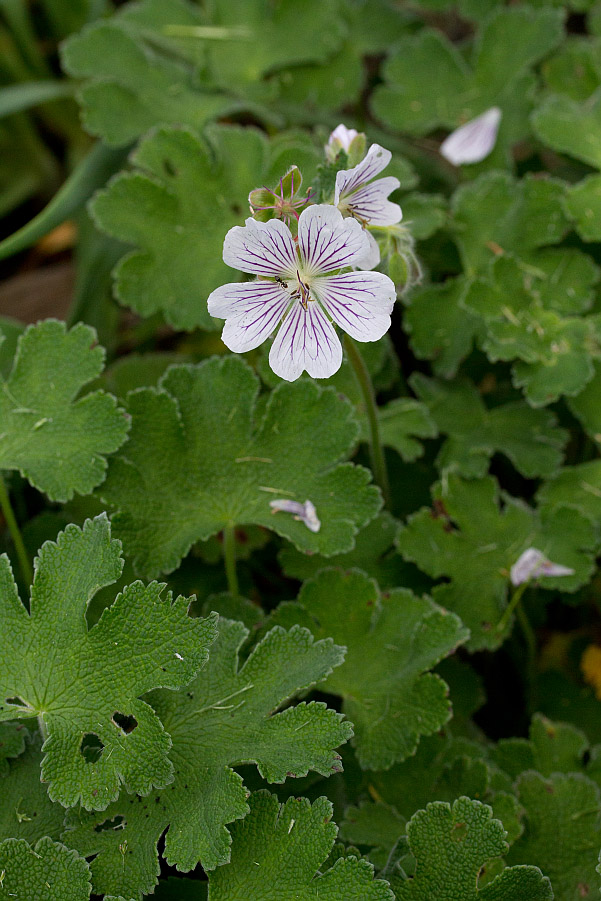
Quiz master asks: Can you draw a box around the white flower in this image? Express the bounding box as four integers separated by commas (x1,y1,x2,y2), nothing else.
510,547,574,587
325,123,359,160
269,498,321,532
207,204,396,382
440,107,502,166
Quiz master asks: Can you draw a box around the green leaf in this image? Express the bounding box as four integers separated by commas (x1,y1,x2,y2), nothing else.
493,714,589,780
101,356,381,578
392,797,552,900
0,514,218,810
372,7,564,166
451,172,570,276
541,36,601,101
403,277,483,379
340,801,406,870
0,837,92,901
0,734,66,844
536,459,601,530
63,618,351,898
410,374,568,479
462,254,601,406
565,174,601,242
0,321,130,502
508,772,601,899
397,474,598,650
0,723,25,776
279,511,407,589
362,399,437,464
270,568,468,769
533,88,601,169
207,791,394,900
91,124,319,330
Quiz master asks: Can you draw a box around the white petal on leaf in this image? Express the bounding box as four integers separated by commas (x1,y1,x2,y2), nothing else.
208,281,290,352
297,204,369,276
510,547,575,586
269,498,321,532
269,300,343,381
334,143,392,203
222,217,298,277
440,107,502,166
345,176,402,227
312,271,396,342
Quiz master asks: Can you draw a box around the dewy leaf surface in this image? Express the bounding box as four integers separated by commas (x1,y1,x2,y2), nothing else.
392,797,552,900
0,837,92,901
101,356,381,578
0,320,129,502
207,791,394,900
410,374,567,479
397,474,598,650
0,514,218,811
91,124,319,330
268,568,469,769
63,618,351,899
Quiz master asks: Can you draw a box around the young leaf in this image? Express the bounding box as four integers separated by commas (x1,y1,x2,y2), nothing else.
397,475,598,650
508,772,601,899
391,797,552,900
63,618,350,898
0,514,218,810
371,7,564,167
0,321,129,502
207,791,394,900
101,357,381,578
0,837,92,901
91,125,317,330
269,568,469,769
410,374,568,479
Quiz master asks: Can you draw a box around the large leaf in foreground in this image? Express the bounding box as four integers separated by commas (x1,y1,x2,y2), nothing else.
0,321,129,502
101,356,381,578
207,791,394,900
0,515,217,810
63,618,350,898
0,838,92,901
268,568,468,769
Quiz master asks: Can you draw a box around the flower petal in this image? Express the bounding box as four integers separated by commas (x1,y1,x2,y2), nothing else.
297,204,369,275
440,107,502,166
327,123,359,153
510,546,575,586
334,143,392,203
312,271,396,342
269,300,342,381
355,230,381,270
208,281,290,352
269,498,321,532
345,176,402,226
222,217,298,277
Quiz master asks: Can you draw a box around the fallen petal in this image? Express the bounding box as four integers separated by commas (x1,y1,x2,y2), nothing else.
440,107,502,166
510,547,575,586
270,498,321,532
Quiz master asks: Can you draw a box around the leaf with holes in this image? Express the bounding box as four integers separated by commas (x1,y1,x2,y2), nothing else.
62,618,350,899
410,374,567,479
371,6,564,167
0,514,218,811
90,124,319,331
0,321,129,502
390,797,552,900
206,791,394,900
263,568,468,769
100,356,381,578
397,474,598,650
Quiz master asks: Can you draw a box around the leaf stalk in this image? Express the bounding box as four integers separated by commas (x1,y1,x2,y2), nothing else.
0,472,33,586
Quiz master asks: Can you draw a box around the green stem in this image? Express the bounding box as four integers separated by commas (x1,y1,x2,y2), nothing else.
0,473,33,586
344,334,390,507
516,602,538,715
496,581,528,635
37,714,48,742
223,523,239,597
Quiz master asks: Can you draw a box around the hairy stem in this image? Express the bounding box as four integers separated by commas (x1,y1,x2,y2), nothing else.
223,523,239,597
344,334,390,508
0,473,33,586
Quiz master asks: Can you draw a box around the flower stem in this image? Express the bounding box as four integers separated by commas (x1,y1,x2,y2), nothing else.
496,581,528,635
223,523,239,597
0,473,33,586
516,602,538,715
344,335,390,507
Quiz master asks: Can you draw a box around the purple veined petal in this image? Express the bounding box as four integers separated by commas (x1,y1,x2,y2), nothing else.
207,281,290,352
440,107,502,166
311,271,396,342
334,143,392,204
296,204,369,276
269,300,343,381
222,217,298,277
355,230,381,270
346,176,402,227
